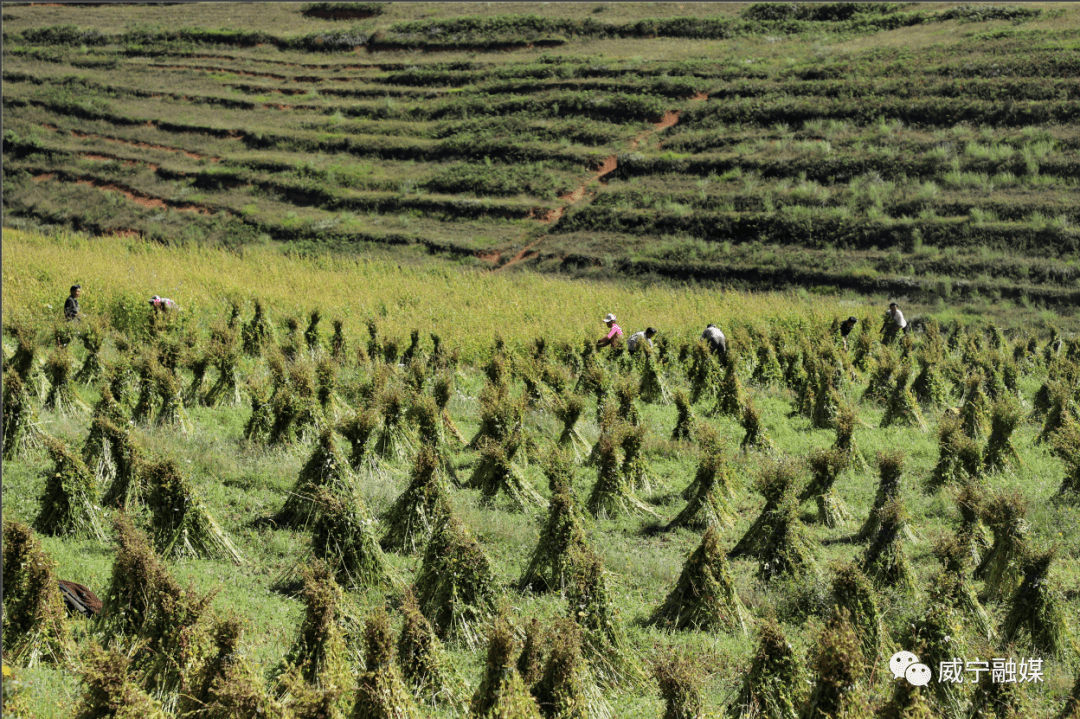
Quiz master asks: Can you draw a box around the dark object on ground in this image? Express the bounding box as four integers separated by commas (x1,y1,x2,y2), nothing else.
58,579,102,617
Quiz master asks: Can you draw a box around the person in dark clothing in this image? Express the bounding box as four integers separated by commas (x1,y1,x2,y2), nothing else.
701,324,727,361
839,316,857,350
64,284,81,321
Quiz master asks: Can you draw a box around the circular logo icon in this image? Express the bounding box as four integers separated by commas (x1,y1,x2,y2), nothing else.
889,651,920,680
906,663,932,687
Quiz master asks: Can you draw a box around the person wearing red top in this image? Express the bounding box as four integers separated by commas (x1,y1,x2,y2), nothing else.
597,313,623,349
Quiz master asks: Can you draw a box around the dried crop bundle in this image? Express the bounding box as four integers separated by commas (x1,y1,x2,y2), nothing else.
352,607,421,719
639,346,671,405
668,447,736,531
586,428,658,521
974,489,1030,601
1051,418,1080,504
2,520,73,668
860,497,916,597
858,451,915,542
3,370,45,460
740,399,777,453
73,642,168,719
311,486,397,591
799,448,851,529
798,608,866,719
144,459,244,565
670,389,697,442
381,445,453,555
533,618,612,719
34,436,107,541
881,363,927,430
1001,547,1077,661
519,449,591,593
470,615,543,719
414,514,499,649
398,587,463,709
44,345,89,415
829,563,884,670
471,433,546,511
554,391,590,461
205,327,243,408
655,655,705,719
373,384,416,462
276,561,350,698
649,525,749,634
728,458,802,560
930,535,994,642
983,396,1023,472
565,546,643,689
277,428,356,529
726,616,804,719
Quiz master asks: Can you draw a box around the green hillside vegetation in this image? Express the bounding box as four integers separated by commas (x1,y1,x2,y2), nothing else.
3,2,1080,311
3,228,1080,718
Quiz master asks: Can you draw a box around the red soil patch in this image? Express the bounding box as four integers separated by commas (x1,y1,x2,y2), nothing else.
263,103,293,110
108,228,142,239
80,153,154,170
74,177,214,214
33,173,55,182
69,129,219,161
476,250,502,264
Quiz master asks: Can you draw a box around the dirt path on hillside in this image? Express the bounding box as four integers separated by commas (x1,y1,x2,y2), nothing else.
490,95,707,272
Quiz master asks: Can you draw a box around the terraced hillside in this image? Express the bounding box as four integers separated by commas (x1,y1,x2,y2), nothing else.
3,2,1080,307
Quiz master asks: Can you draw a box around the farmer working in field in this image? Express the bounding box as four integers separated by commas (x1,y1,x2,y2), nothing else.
839,316,858,350
64,284,82,321
627,327,657,355
702,324,727,361
149,295,180,313
597,313,623,350
881,302,908,345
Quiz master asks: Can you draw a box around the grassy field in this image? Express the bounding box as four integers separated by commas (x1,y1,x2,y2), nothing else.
3,1,1080,310
3,228,1080,718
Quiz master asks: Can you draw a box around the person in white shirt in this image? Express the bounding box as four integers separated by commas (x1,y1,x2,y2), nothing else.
701,324,727,360
882,302,908,345
627,327,657,355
